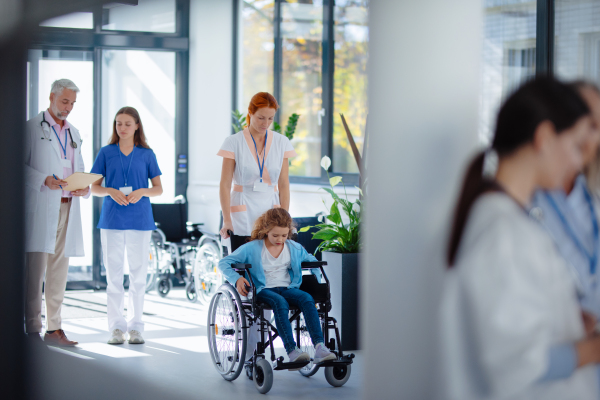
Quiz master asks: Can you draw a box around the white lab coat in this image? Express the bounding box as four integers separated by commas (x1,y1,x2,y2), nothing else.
217,129,297,236
438,193,598,400
24,111,90,256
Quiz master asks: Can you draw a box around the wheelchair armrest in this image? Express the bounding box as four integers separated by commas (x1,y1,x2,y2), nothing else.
301,261,327,269
232,263,252,270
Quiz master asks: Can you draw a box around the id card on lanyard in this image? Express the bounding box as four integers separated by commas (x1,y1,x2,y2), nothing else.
52,126,72,168
251,130,270,192
119,144,135,196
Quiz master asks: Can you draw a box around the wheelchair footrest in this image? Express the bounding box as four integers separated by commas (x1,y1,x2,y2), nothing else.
314,353,355,367
273,360,310,371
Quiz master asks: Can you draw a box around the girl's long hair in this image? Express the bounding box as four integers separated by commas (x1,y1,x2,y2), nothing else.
447,76,590,267
109,106,151,149
250,208,295,241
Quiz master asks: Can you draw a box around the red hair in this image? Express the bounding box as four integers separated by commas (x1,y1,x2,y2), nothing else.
247,92,279,128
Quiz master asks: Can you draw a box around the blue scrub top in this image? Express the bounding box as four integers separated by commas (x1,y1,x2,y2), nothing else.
91,144,162,231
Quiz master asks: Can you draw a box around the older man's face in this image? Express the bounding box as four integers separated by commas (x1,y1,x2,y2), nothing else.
49,89,77,120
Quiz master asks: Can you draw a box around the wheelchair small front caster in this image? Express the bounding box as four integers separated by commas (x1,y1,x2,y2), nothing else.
185,281,198,303
253,358,273,394
245,364,253,380
324,364,351,387
157,277,172,298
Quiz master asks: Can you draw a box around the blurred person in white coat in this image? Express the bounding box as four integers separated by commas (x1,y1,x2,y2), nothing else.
24,79,90,346
439,77,600,400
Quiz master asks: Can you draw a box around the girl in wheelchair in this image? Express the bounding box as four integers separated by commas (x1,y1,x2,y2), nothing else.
218,208,337,365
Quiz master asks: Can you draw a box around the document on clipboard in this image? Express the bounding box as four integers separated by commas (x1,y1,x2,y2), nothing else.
63,172,103,192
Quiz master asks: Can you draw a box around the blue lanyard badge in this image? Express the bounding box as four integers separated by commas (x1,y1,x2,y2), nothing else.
545,188,600,277
52,126,67,159
250,130,268,182
118,144,135,188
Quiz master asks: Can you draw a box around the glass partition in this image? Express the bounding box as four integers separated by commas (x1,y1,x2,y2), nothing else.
39,12,94,29
29,50,95,282
101,49,176,203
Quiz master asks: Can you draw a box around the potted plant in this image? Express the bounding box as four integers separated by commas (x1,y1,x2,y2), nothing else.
299,155,362,350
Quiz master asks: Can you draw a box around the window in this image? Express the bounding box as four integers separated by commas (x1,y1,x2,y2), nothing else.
102,0,177,33
101,50,177,203
237,0,369,182
554,0,600,84
39,12,94,29
481,1,537,144
332,0,368,174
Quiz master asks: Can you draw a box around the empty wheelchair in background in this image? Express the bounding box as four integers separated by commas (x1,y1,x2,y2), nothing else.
193,228,225,304
206,230,354,394
150,199,204,300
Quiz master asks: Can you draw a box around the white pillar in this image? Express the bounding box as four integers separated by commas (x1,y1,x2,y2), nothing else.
362,1,481,398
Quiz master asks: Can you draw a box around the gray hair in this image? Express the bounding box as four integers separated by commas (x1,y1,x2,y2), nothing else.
50,79,80,96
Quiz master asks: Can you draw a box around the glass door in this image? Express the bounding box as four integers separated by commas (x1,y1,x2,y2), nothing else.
27,49,95,285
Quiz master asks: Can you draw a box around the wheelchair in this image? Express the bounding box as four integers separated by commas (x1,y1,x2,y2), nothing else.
150,199,204,300
206,231,354,394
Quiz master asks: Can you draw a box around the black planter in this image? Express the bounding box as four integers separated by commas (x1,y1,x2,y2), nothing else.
322,252,359,351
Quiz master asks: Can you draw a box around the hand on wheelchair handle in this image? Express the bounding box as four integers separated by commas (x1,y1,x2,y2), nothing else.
220,222,234,239
236,277,250,296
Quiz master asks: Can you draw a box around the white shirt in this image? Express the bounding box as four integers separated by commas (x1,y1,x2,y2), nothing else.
438,193,598,400
261,242,291,288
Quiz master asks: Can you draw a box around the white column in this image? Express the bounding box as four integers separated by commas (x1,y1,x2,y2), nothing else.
362,1,481,398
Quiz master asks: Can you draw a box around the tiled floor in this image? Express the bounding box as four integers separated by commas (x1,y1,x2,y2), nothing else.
34,288,362,400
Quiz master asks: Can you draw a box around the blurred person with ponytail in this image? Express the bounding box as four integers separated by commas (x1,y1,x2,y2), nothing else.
439,77,600,400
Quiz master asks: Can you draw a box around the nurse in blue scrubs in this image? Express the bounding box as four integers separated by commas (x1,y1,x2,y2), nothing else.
531,81,600,327
90,107,163,345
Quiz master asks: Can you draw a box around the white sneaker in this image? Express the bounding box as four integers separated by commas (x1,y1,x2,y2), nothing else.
314,343,336,363
107,329,126,345
128,330,145,344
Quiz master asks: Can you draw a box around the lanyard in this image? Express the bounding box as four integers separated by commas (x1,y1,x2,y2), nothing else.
52,126,67,159
118,144,135,186
250,130,267,182
545,187,600,276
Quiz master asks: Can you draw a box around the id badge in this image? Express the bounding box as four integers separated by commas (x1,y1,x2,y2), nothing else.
61,158,71,168
253,180,270,192
119,186,133,195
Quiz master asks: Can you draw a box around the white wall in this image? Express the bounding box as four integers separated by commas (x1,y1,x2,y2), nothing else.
362,1,481,398
187,0,357,233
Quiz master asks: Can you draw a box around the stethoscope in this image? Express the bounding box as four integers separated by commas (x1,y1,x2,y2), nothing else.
40,112,78,148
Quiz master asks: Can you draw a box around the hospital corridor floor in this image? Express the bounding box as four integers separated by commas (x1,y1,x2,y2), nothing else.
30,288,362,400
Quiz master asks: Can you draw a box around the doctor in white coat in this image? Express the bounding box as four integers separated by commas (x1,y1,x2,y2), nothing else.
440,77,600,400
24,79,90,346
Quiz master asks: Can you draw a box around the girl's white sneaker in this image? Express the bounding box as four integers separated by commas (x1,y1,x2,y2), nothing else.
107,329,126,345
128,330,145,344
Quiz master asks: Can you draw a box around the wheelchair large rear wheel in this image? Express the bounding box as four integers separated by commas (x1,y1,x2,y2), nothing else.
195,242,222,304
207,283,247,381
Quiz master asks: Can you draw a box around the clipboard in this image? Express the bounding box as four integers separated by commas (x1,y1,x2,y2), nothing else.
63,172,103,192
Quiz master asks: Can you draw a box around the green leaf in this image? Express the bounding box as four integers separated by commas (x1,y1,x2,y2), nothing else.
321,187,342,203
329,176,342,187
298,226,312,233
328,201,342,225
273,121,282,133
284,113,300,141
312,229,339,241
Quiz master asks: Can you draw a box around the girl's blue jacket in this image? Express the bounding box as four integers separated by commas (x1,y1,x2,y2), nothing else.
218,239,321,294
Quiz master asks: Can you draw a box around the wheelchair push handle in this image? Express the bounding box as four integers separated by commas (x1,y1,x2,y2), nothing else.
232,263,252,270
301,261,327,269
